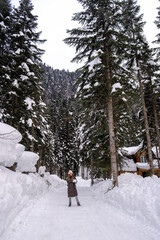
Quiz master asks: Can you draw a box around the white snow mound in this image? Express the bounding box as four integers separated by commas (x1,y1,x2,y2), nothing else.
0,166,66,238
92,173,160,232
0,122,22,142
0,166,47,237
16,151,39,173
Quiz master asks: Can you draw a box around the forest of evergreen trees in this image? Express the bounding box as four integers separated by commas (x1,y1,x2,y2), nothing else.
0,0,160,186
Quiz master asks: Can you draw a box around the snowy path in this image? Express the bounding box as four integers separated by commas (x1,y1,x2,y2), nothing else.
2,185,160,240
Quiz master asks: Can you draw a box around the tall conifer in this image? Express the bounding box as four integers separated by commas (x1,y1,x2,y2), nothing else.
0,0,12,122
64,0,136,186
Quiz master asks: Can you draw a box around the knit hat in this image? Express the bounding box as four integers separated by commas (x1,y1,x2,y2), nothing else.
68,170,73,174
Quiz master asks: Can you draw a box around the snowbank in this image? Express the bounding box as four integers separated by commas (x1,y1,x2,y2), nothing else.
76,176,91,187
17,151,39,173
45,174,66,189
0,123,22,167
0,166,47,237
92,173,160,232
0,166,65,238
0,122,22,142
0,123,39,171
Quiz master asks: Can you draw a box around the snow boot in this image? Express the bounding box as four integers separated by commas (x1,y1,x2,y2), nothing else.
69,203,71,207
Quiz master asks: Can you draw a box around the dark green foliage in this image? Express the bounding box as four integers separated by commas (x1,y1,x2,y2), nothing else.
0,0,54,172
0,0,12,120
64,0,145,178
154,0,160,45
42,65,80,178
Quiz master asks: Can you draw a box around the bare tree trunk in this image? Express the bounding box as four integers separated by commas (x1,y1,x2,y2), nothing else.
36,159,41,173
31,123,34,152
106,50,118,187
152,89,160,175
86,167,89,179
90,155,94,186
136,59,154,175
156,145,160,176
81,165,84,179
36,148,42,173
11,95,18,128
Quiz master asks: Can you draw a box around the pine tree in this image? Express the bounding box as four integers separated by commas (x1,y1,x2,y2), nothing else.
64,0,138,186
6,0,48,153
1,0,54,171
154,0,160,54
121,0,155,175
151,0,160,174
0,0,12,122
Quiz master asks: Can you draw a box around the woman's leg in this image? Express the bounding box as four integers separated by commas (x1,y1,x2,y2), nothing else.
75,196,81,206
69,197,71,207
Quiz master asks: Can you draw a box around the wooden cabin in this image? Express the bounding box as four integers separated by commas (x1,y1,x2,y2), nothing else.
119,143,160,177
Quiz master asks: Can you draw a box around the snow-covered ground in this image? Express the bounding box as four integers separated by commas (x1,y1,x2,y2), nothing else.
1,169,160,240
0,166,65,238
92,173,160,233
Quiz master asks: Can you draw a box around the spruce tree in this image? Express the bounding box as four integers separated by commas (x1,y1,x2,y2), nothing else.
154,0,160,51
152,0,160,174
7,0,48,152
0,0,12,122
64,0,138,186
1,0,54,171
121,0,155,175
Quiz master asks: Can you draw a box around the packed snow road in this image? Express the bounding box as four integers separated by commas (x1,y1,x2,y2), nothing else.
2,183,160,240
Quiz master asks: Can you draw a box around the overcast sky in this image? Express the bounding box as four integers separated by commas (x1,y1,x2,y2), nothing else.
11,0,159,71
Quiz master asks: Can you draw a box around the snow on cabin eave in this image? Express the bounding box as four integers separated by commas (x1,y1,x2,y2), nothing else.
136,162,150,170
119,158,137,172
152,146,160,158
119,141,143,156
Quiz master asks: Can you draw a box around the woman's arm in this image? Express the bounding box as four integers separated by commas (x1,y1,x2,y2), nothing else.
73,178,77,184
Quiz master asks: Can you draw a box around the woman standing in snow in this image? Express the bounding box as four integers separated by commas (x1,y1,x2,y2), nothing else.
67,170,81,207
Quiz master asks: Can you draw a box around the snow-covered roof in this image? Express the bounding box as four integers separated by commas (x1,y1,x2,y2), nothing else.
0,122,22,142
152,146,160,158
119,142,143,156
119,158,137,172
153,159,159,169
136,163,150,170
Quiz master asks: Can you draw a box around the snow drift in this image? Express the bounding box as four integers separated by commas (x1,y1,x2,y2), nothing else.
0,122,39,172
0,123,22,167
16,151,39,172
92,173,160,232
0,166,65,238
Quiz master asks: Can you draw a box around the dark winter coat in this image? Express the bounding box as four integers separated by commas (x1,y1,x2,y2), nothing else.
67,177,78,198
